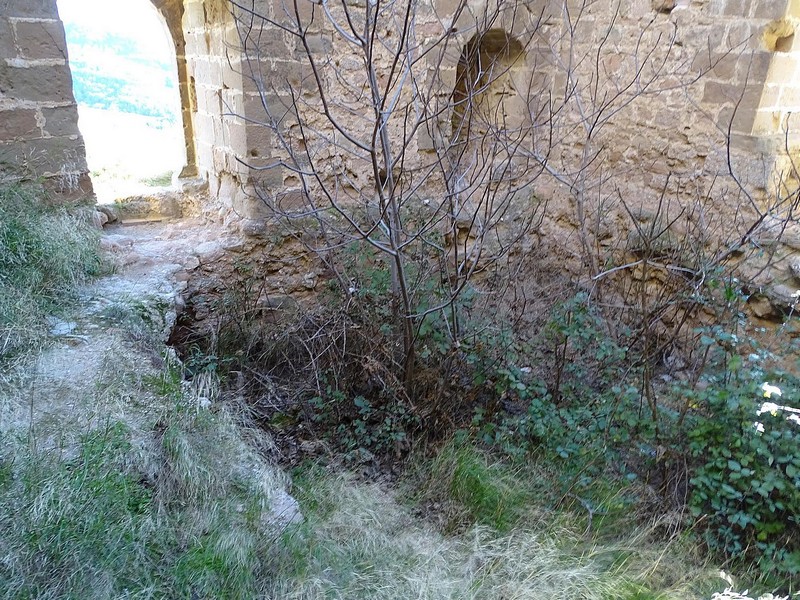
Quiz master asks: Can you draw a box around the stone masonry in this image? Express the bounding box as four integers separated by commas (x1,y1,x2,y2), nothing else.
1,0,799,209
0,0,92,200
4,0,800,307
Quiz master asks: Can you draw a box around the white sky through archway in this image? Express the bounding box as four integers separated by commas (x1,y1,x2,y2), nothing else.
57,0,173,58
56,0,184,202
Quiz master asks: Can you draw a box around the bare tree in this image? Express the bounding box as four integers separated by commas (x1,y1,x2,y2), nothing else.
226,0,767,391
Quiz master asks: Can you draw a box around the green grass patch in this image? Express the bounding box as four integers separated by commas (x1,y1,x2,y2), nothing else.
412,440,535,533
0,182,104,358
269,461,724,599
0,409,284,599
141,171,173,187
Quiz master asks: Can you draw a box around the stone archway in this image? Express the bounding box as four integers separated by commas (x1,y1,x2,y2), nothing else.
0,0,250,210
150,0,198,179
452,29,527,151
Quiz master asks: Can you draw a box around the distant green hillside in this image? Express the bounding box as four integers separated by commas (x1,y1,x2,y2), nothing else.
63,22,179,123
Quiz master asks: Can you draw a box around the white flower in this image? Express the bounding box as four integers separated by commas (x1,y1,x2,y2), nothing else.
757,401,780,416
761,382,782,398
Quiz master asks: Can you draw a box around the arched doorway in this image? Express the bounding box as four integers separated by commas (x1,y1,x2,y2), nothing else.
57,0,194,202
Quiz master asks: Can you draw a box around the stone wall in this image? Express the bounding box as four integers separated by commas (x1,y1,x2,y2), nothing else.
221,0,800,309
0,0,92,201
3,0,800,293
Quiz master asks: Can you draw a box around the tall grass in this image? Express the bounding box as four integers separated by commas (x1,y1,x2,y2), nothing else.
0,182,103,357
0,409,288,599
0,389,731,599
268,461,719,600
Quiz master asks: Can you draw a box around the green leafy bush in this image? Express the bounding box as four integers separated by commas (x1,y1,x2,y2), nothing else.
687,373,800,578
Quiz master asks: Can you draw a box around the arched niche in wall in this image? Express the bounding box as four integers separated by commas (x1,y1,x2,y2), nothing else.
450,29,528,190
452,29,526,143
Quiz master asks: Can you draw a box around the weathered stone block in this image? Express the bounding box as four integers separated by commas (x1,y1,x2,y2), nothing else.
743,50,774,83
754,0,789,19
241,30,291,59
0,18,16,59
295,34,332,58
196,140,215,171
203,0,233,25
717,103,759,133
42,106,80,137
222,59,245,90
785,110,800,132
0,136,86,175
759,82,782,108
0,108,38,140
251,163,284,189
193,113,216,141
200,87,221,114
703,81,763,113
215,116,245,149
190,58,224,88
244,59,314,94
702,80,730,105
424,65,456,97
417,126,437,152
751,108,781,133
0,62,74,103
779,84,800,108
43,170,93,203
433,0,465,18
184,29,208,56
212,145,233,173
209,23,239,56
14,19,68,60
2,0,58,18
244,92,297,128
273,189,305,212
246,123,273,156
709,52,738,80
723,0,748,17
221,87,245,117
183,1,206,32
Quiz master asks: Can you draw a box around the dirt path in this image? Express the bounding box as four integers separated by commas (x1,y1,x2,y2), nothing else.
0,212,302,527
1,219,206,436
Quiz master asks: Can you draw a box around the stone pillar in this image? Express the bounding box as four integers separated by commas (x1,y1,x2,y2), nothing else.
0,0,93,202
152,0,198,179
